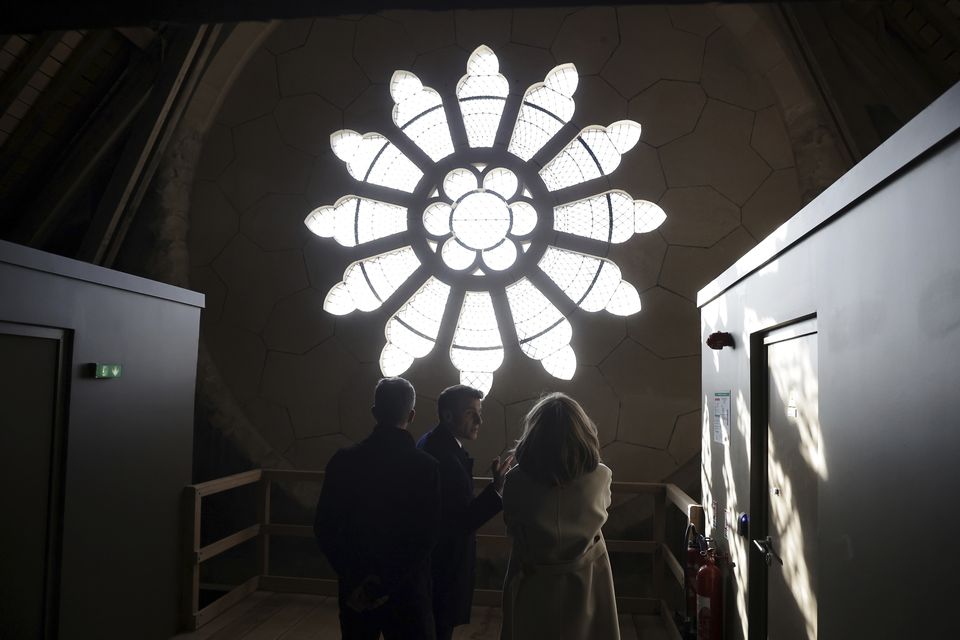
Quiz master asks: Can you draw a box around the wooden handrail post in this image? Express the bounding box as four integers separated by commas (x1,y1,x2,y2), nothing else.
257,477,271,577
652,487,666,606
181,486,201,631
689,503,705,536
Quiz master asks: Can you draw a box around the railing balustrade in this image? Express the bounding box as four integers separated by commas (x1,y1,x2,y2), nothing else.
182,468,703,638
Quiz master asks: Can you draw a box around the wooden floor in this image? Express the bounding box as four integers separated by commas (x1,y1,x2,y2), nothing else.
171,591,673,640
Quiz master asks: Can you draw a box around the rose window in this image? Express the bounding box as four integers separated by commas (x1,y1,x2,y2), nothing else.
305,45,666,394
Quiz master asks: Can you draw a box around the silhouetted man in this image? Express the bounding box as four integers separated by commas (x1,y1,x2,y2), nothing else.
417,384,512,640
315,377,440,640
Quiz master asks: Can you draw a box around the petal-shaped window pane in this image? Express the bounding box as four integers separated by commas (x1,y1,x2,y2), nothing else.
385,322,434,360
460,97,509,149
466,45,500,75
554,190,633,243
482,167,518,200
522,318,573,361
509,202,538,236
609,194,638,243
553,194,610,242
481,239,517,271
441,238,476,270
579,128,624,174
578,260,622,312
331,129,423,193
423,202,452,236
391,70,455,162
409,118,456,163
368,142,425,193
538,133,599,191
538,246,601,305
380,343,415,376
505,277,572,361
389,69,423,103
607,120,642,153
538,246,640,316
539,247,640,315
443,168,478,201
507,63,578,161
305,206,336,238
323,282,355,316
330,129,362,164
343,263,385,312
554,192,665,242
327,196,407,247
457,46,509,148
450,291,504,378
604,280,642,316
538,120,641,192
382,276,452,374
541,344,576,379
507,89,571,162
460,371,493,396
398,277,451,344
327,247,420,314
544,63,579,95
634,200,667,233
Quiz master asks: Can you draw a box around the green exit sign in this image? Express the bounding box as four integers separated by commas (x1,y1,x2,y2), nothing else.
94,363,122,379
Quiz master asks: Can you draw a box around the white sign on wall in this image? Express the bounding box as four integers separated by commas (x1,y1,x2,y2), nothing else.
713,391,731,445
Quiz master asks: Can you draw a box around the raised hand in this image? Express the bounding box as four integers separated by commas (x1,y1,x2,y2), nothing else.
491,453,515,493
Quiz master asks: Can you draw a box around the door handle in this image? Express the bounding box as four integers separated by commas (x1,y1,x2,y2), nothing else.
752,536,784,566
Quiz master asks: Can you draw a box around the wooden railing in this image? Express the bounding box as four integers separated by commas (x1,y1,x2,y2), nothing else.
182,469,704,637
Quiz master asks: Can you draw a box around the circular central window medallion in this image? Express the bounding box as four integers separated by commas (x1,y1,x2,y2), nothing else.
304,45,668,394
451,191,511,250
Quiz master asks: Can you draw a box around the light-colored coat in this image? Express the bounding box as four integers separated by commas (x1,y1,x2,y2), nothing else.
500,463,619,640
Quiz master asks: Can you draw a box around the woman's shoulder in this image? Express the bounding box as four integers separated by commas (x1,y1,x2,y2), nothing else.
506,463,611,493
594,462,613,480
576,463,611,490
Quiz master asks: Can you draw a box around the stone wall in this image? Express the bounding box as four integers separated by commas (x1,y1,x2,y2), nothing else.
186,5,847,489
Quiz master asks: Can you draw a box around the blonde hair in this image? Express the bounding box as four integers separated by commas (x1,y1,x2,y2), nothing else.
514,392,600,486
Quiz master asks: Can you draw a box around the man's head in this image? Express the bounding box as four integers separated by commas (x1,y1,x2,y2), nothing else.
437,384,484,441
371,377,416,429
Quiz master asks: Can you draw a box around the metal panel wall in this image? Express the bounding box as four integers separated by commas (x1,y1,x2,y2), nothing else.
699,87,960,638
0,240,203,639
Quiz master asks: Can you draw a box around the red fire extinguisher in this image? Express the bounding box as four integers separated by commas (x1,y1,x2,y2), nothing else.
684,524,706,637
696,545,724,640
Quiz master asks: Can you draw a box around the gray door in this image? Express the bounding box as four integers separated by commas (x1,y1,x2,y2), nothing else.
0,323,70,640
763,320,819,640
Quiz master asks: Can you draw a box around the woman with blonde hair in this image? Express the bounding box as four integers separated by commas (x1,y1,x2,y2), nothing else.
500,392,619,640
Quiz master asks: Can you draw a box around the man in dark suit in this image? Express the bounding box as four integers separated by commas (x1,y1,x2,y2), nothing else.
315,377,440,640
416,384,513,640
